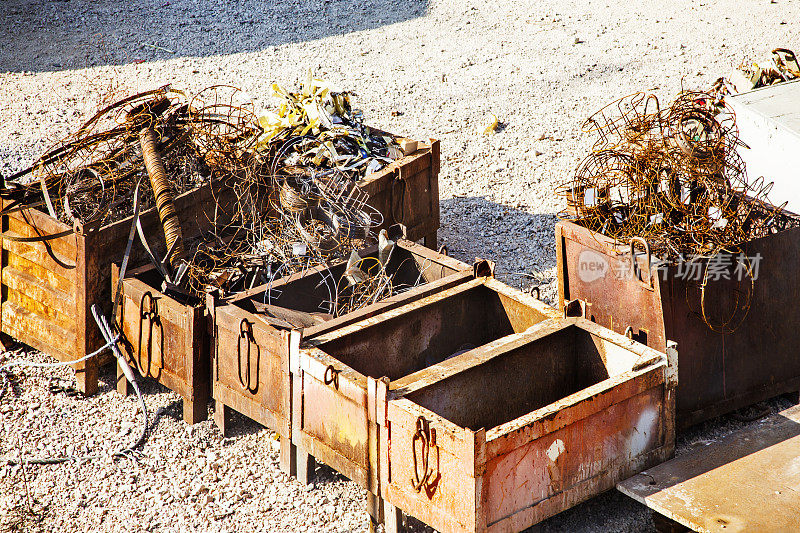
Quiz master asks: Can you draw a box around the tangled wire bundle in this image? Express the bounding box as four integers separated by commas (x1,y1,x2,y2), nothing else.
0,81,408,314
561,90,799,263
560,90,800,333
1,85,263,228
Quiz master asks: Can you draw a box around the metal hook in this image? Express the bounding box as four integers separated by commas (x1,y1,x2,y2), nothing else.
137,291,160,375
529,285,541,300
237,319,258,392
411,416,437,493
323,365,340,390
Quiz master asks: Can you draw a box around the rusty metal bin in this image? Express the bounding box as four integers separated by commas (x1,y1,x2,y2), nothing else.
296,278,561,509
376,318,675,532
0,181,238,395
112,263,210,424
556,218,800,428
208,240,472,474
358,134,440,247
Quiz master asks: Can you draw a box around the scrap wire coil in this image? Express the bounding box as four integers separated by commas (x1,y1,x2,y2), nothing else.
560,89,800,332
2,80,397,314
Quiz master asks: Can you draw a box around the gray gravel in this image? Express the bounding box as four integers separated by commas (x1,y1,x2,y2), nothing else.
1,0,799,531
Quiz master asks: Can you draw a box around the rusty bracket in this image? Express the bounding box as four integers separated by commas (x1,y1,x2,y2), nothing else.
473,258,495,279
564,298,591,318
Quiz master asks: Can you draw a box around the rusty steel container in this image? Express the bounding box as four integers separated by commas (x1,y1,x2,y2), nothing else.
112,263,210,424
0,181,238,395
359,134,440,248
556,218,800,428
0,132,438,397
377,317,676,533
296,277,562,520
208,240,472,474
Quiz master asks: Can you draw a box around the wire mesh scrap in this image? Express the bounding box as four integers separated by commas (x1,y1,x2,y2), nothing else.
559,89,800,332
1,80,409,318
561,89,798,262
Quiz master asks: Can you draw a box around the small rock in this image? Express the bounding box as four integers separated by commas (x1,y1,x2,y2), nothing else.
191,482,207,497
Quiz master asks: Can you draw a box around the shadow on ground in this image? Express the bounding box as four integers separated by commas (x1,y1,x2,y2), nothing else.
438,195,560,301
0,0,428,73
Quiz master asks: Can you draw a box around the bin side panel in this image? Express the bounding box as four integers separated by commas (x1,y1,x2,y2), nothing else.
298,369,370,486
384,400,476,533
213,306,289,434
483,384,670,530
358,143,439,241
1,205,80,359
557,221,667,350
662,225,800,426
117,279,200,396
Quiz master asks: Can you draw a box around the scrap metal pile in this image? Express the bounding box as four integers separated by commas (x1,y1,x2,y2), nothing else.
0,79,413,313
1,85,234,227
727,48,800,93
560,90,800,264
188,76,411,311
255,72,404,180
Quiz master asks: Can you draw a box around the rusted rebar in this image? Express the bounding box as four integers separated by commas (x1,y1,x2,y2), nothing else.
139,125,185,266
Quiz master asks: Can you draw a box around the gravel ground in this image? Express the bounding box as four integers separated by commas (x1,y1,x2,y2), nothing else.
1,0,799,531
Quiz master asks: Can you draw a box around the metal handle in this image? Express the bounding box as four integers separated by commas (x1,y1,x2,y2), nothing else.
137,291,160,374
411,416,438,493
437,244,448,257
529,285,541,300
237,319,259,393
629,237,653,288
323,365,340,390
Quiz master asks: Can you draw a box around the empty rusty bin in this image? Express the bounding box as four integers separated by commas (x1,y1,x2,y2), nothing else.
295,278,561,506
556,218,800,428
208,240,472,474
379,318,676,533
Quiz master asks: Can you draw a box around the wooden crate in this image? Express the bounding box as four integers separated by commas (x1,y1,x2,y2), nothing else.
358,135,440,247
208,240,471,474
112,263,210,424
377,318,676,532
0,182,237,395
296,277,561,524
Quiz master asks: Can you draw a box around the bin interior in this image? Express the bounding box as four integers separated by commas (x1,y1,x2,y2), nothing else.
234,245,459,316
313,284,554,382
405,325,640,431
